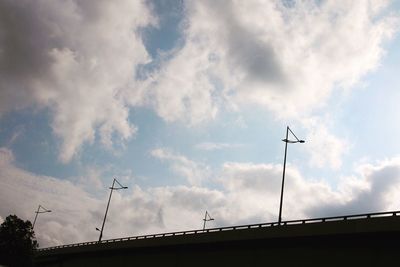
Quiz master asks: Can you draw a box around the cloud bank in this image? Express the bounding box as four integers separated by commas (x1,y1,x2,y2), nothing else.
2,147,400,247
0,0,154,162
0,0,397,162
144,0,397,123
151,148,210,186
195,142,244,151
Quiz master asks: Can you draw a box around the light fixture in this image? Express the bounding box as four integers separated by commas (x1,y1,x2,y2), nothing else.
98,178,128,242
203,210,214,230
32,205,51,230
278,126,305,225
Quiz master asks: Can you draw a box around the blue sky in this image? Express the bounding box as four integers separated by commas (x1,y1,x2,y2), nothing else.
1,0,400,246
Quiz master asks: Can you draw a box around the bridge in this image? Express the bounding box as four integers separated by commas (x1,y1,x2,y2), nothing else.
35,210,400,266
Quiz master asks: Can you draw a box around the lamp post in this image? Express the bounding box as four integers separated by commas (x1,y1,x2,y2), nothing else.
202,211,214,230
98,178,128,242
278,126,305,225
32,205,51,230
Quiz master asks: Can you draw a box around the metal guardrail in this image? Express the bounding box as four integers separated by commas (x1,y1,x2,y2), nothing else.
38,210,400,252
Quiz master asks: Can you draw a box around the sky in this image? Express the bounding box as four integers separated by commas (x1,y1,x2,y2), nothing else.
1,0,400,247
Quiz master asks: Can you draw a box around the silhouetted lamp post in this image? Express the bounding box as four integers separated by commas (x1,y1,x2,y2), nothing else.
278,126,305,225
203,211,214,230
97,178,128,242
32,205,51,229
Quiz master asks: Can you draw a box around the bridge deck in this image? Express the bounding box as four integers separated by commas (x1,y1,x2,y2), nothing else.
35,211,400,267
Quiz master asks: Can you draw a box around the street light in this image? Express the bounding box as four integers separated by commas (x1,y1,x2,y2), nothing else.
202,210,214,230
32,205,51,230
97,178,128,242
278,126,305,225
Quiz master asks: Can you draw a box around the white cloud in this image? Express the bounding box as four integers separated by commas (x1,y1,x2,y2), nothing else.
195,142,244,151
141,0,397,123
74,166,105,192
0,1,397,164
2,147,400,247
0,0,154,163
218,162,339,222
308,157,400,216
302,117,349,169
0,148,102,246
0,147,14,163
5,125,25,147
0,147,164,246
150,148,210,186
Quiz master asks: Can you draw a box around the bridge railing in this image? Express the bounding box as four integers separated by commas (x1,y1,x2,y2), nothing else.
38,210,400,252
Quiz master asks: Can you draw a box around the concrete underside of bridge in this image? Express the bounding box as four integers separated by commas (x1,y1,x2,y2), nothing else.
35,215,400,267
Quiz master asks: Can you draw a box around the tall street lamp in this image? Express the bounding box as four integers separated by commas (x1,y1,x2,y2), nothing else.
278,126,305,225
97,178,128,242
32,205,51,230
202,210,214,230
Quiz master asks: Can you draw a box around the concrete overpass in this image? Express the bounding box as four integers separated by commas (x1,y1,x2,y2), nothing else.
35,211,400,266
